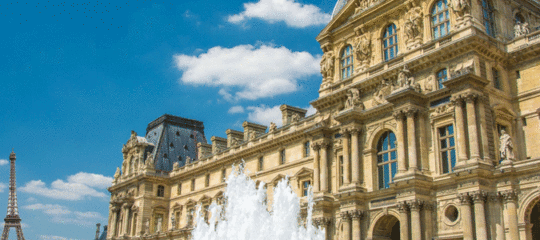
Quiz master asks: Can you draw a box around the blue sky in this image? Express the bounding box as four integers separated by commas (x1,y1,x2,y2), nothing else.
0,0,334,239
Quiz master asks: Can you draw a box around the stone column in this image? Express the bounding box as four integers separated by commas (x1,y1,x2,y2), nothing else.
393,111,407,173
320,141,330,192
417,111,428,171
342,129,351,185
452,96,468,162
341,212,351,240
409,201,422,240
423,203,434,240
351,210,363,240
121,203,131,236
473,191,488,240
398,202,410,240
502,190,519,240
109,207,119,237
312,143,321,192
458,193,474,240
350,128,361,184
466,94,481,159
406,109,418,171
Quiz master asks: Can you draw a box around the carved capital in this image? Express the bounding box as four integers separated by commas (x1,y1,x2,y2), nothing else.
472,191,487,203
393,110,405,120
450,95,465,105
340,128,351,136
397,201,409,212
350,210,364,219
500,190,518,202
313,217,333,227
458,193,472,205
320,141,330,149
465,93,478,103
404,107,419,117
350,127,361,135
408,200,423,211
311,142,321,151
340,211,352,220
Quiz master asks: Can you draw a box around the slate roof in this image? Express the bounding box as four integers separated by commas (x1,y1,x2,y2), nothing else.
332,0,348,17
144,114,207,172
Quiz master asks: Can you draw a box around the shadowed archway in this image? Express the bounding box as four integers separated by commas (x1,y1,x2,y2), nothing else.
372,215,400,240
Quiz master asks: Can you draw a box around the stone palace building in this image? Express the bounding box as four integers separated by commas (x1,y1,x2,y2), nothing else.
106,0,540,238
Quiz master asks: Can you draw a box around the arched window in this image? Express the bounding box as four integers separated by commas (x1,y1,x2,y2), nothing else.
383,24,398,61
437,68,448,89
157,185,165,197
482,0,495,37
377,131,397,189
431,0,450,39
341,45,354,79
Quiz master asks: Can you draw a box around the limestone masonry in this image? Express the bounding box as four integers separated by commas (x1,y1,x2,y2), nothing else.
107,0,540,239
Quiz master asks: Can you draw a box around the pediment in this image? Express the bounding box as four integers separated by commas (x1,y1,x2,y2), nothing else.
271,174,287,185
185,199,197,206
293,167,314,178
318,0,358,40
198,195,211,202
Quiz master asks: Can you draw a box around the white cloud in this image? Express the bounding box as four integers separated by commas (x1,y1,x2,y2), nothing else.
174,44,320,101
1,222,29,228
228,106,245,114
24,203,104,226
246,104,316,127
228,0,331,28
39,235,80,240
247,105,283,127
0,159,8,166
0,183,7,193
20,172,113,201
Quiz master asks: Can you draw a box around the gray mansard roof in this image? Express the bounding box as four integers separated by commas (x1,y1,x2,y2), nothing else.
144,114,207,172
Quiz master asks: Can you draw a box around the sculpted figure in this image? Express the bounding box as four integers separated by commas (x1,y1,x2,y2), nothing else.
113,167,121,183
144,218,150,235
404,8,422,41
145,153,154,169
373,79,392,106
173,161,180,170
291,113,301,123
171,216,176,230
345,88,364,110
515,21,530,37
499,130,515,161
397,65,414,87
156,217,163,233
424,76,434,92
269,122,277,132
186,156,192,164
355,34,371,62
449,0,470,18
320,51,335,80
230,138,238,147
249,130,257,140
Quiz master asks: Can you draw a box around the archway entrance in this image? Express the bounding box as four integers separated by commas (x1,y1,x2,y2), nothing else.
372,215,400,240
531,201,540,239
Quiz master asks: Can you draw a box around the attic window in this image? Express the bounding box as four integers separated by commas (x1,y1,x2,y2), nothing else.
164,153,168,158
170,143,174,148
190,134,194,139
154,132,157,136
176,131,180,136
178,156,182,161
184,145,188,150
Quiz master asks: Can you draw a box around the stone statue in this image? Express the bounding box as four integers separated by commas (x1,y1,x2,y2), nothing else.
397,65,414,88
269,122,277,132
499,130,515,162
449,0,470,18
173,161,180,171
156,217,163,233
424,76,434,92
144,218,150,235
145,153,154,170
514,21,530,37
171,216,176,230
113,167,121,183
373,79,392,106
230,138,239,147
320,51,335,80
344,88,364,110
186,156,192,164
404,8,422,41
355,34,371,62
291,113,301,123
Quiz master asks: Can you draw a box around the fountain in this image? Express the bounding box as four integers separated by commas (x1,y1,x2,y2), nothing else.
192,165,325,240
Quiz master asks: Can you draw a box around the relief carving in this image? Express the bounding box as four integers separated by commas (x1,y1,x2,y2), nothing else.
515,20,530,37
449,0,472,28
450,58,474,78
373,79,393,106
344,88,365,110
321,51,335,83
404,7,423,50
354,33,372,72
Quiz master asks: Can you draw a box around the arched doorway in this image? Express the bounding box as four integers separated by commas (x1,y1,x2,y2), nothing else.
531,201,540,239
372,215,400,240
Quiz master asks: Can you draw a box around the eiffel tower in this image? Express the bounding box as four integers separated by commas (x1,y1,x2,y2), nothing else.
1,150,25,240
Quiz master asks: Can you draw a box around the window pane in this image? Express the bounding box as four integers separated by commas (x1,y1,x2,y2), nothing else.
384,164,390,188
449,136,455,147
450,149,456,170
448,124,453,134
378,166,384,188
383,136,389,151
389,133,396,149
383,153,389,162
391,162,397,180
378,154,383,163
442,151,449,173
390,150,397,160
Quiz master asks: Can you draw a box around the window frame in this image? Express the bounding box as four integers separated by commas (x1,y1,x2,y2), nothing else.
191,179,195,192
340,45,354,80
436,68,448,89
177,182,182,195
304,141,310,157
280,149,286,164
157,185,165,197
431,0,451,39
481,0,496,37
221,169,227,182
438,124,456,174
377,131,398,189
301,180,311,197
492,68,502,90
258,156,264,171
383,24,399,61
205,174,210,187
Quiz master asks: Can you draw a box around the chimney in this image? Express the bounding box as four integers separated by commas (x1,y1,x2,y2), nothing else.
280,105,307,126
197,142,212,159
211,136,227,153
225,129,244,147
242,121,268,141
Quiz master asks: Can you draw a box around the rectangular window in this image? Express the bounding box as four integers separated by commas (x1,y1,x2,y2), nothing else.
157,185,165,197
302,180,311,197
439,125,456,173
191,179,195,192
304,141,310,157
205,174,210,187
187,208,194,226
258,157,264,171
280,149,286,164
493,68,501,90
175,211,181,229
177,183,182,195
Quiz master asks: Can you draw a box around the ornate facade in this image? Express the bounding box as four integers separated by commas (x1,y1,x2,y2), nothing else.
107,0,540,239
